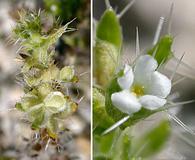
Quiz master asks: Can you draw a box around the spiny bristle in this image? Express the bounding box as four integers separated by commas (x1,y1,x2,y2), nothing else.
167,3,174,35
78,96,84,104
117,0,136,19
16,46,23,54
45,138,51,151
166,110,195,136
173,55,195,78
102,115,130,135
152,45,159,57
105,0,112,9
165,99,195,109
153,17,165,46
79,71,89,77
172,77,186,87
135,27,140,57
170,53,185,81
175,131,195,148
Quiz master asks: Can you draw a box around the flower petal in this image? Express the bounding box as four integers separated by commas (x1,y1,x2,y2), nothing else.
111,90,141,115
139,95,166,110
117,64,134,90
134,55,158,87
148,71,171,98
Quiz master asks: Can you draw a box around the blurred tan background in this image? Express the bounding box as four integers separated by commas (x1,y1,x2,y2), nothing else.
0,0,90,159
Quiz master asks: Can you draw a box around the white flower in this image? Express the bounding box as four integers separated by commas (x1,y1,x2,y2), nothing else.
111,55,171,115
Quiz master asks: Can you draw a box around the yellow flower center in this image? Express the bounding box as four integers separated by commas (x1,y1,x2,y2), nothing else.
131,85,145,97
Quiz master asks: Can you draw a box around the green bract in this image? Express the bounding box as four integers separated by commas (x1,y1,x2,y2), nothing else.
94,8,122,87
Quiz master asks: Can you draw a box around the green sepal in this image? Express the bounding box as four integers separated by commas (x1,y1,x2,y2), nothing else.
38,83,53,98
15,102,25,112
94,40,118,87
93,87,114,135
46,116,58,139
148,35,173,65
54,101,78,119
24,64,59,87
31,108,45,130
59,66,75,82
28,104,44,120
44,91,66,113
17,91,42,112
93,128,121,159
